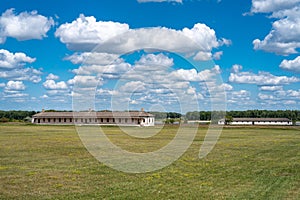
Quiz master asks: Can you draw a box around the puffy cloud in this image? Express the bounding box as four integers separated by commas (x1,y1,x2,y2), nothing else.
229,68,300,85
0,67,42,83
40,94,48,99
285,100,297,104
119,81,146,93
46,73,59,80
258,88,300,105
0,49,35,69
0,49,41,83
5,81,25,91
0,83,5,87
193,51,212,61
182,23,220,52
136,53,174,68
0,8,54,43
213,51,223,60
250,0,300,13
137,0,182,3
72,62,131,76
55,14,129,50
280,56,300,73
252,16,300,55
65,52,120,65
230,90,251,101
43,80,68,90
169,65,221,82
3,92,28,98
97,88,118,96
251,1,300,55
258,93,277,100
275,89,300,98
55,15,229,60
259,85,283,91
67,75,102,87
220,83,233,91
231,64,243,73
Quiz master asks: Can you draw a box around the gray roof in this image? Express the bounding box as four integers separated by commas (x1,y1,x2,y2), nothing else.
232,118,291,122
33,111,154,118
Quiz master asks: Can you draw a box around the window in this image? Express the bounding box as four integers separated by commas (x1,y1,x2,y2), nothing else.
85,119,87,123
89,119,91,122
54,118,56,122
107,118,109,122
64,118,66,122
113,118,115,123
59,118,61,122
48,118,50,122
119,119,121,123
101,118,103,123
125,119,127,123
75,119,77,123
81,119,83,123
70,118,72,123
38,119,40,123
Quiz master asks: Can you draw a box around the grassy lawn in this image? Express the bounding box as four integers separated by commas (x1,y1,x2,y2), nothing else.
0,124,299,199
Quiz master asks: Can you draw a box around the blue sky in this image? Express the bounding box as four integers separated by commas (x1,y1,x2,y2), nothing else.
0,0,299,112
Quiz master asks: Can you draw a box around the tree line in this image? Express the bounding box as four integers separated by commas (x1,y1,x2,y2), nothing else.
0,110,37,122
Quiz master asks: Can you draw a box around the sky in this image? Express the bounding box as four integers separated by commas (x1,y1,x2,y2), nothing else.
0,0,299,112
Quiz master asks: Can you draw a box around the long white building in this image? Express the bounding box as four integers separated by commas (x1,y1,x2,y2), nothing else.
32,110,155,126
218,118,292,125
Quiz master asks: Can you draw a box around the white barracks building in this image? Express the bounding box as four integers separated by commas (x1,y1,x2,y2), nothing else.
218,118,292,125
32,109,155,126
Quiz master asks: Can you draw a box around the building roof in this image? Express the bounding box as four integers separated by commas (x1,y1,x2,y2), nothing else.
33,111,154,118
232,118,291,122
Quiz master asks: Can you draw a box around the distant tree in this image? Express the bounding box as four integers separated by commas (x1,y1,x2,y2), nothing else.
0,117,9,123
23,116,32,123
225,115,233,125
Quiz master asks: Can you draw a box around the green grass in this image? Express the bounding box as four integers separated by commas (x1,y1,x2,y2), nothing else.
0,124,299,199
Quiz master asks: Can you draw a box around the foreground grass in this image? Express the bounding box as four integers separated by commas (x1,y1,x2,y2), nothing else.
0,124,299,199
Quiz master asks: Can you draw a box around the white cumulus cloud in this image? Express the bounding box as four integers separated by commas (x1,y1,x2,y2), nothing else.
67,75,102,88
55,14,129,51
65,52,120,65
251,1,300,55
43,80,68,90
5,80,25,91
259,85,283,91
46,73,59,80
280,56,300,73
133,53,174,72
0,49,35,69
0,8,54,43
0,67,42,83
250,0,300,13
229,68,300,85
55,15,229,60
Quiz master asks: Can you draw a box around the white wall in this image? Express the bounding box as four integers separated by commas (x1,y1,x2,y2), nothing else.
218,120,292,125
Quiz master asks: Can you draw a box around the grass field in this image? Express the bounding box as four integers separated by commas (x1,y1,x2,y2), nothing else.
0,124,299,199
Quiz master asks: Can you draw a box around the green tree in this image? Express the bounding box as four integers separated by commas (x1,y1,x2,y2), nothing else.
225,115,233,125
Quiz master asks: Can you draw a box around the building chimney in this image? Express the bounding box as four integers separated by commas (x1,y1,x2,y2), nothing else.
42,109,45,113
141,108,144,112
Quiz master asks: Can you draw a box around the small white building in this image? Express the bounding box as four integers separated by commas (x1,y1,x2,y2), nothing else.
218,118,292,126
32,110,155,126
